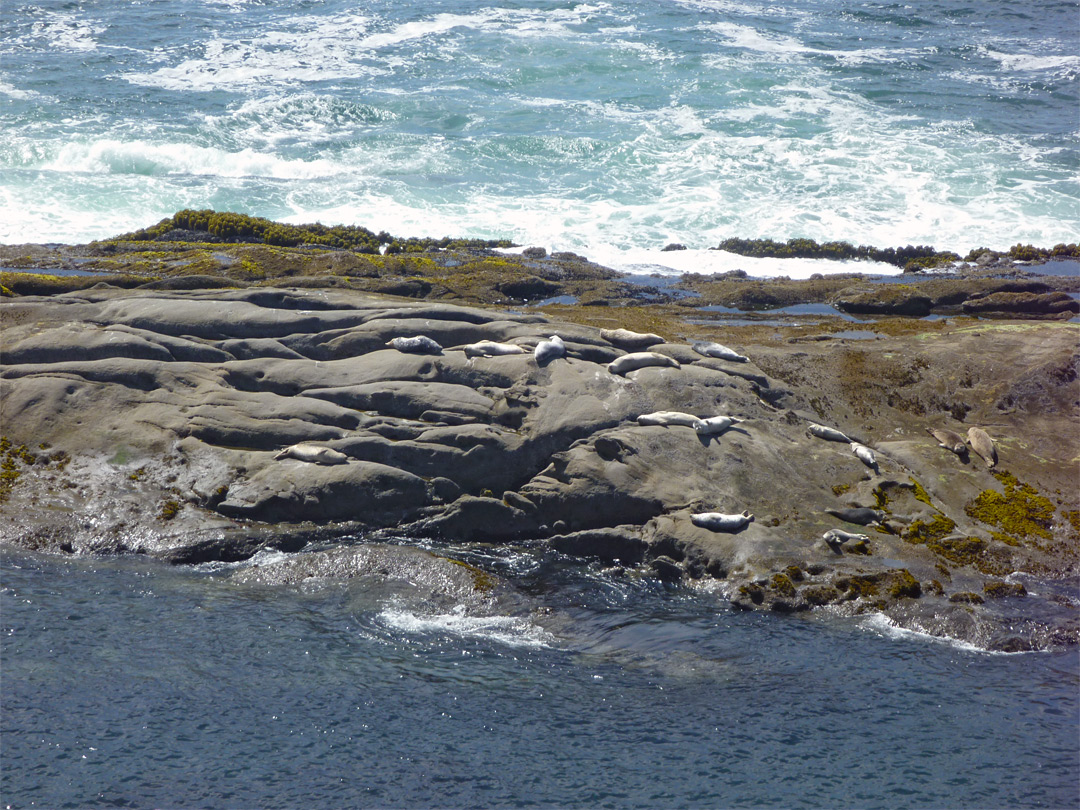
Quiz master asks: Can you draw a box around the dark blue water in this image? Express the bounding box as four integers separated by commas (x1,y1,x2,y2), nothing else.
3,545,1077,809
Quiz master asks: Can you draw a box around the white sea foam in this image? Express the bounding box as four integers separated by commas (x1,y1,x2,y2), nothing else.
0,81,40,101
378,604,554,649
983,49,1080,74
27,11,102,53
859,613,1030,656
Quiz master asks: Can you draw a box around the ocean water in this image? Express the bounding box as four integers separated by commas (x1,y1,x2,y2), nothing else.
2,544,1078,810
1,0,1078,278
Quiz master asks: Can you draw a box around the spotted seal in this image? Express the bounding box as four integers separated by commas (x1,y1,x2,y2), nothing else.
463,340,525,358
534,335,565,365
694,415,742,436
274,443,349,465
966,427,997,468
607,352,681,376
822,528,870,554
636,411,703,429
926,427,968,457
825,506,884,526
850,442,877,470
600,328,664,350
691,341,748,362
807,423,853,443
387,335,442,354
691,510,754,532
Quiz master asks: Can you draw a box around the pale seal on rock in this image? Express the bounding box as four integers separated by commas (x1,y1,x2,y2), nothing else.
600,328,664,350
926,427,968,457
850,442,878,470
274,443,349,465
807,423,853,443
825,506,884,526
636,411,703,429
822,528,869,554
691,510,754,532
463,340,525,358
606,351,681,376
694,415,742,436
691,341,748,362
386,335,442,354
534,335,565,365
966,427,997,468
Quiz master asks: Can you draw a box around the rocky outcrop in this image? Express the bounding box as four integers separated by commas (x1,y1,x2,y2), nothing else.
1,285,1077,650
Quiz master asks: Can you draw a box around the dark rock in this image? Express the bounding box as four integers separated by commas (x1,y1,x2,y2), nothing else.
548,526,647,563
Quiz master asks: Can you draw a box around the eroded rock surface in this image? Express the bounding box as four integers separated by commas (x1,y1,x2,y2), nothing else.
2,286,1077,650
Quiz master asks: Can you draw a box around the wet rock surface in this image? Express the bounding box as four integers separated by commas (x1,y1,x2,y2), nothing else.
2,284,1077,650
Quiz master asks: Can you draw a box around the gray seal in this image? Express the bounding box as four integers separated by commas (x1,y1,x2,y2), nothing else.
607,352,681,376
600,328,664,350
274,443,349,465
966,427,997,468
691,341,748,362
807,423,853,443
534,335,565,365
825,506,884,526
463,340,524,358
387,335,442,354
691,510,754,532
926,427,968,457
636,411,703,429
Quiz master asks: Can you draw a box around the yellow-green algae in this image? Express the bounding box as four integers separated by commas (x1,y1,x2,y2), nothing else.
964,470,1054,541
983,580,1027,598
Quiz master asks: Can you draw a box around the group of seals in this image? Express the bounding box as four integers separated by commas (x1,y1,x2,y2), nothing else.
926,425,997,467
635,411,742,436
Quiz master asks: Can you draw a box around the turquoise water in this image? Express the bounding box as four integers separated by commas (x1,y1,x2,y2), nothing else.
1,0,1077,277
2,545,1078,809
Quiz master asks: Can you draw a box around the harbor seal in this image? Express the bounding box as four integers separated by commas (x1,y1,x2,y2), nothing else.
636,411,703,429
850,442,878,470
691,341,748,362
822,529,870,554
463,340,525,358
386,335,442,354
600,328,664,350
607,352,681,376
966,427,997,468
694,415,742,436
926,427,968,457
825,506,884,526
691,510,754,532
534,335,565,365
807,423,853,443
274,443,349,465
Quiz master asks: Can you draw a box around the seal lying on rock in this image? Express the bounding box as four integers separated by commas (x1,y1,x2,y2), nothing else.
387,335,442,354
273,443,349,465
694,415,742,436
691,341,748,362
807,423,853,443
967,427,997,468
822,528,870,554
607,352,681,376
850,442,877,470
600,328,664,350
825,506,884,526
534,335,565,365
463,340,525,358
636,411,703,429
691,510,754,532
926,427,968,457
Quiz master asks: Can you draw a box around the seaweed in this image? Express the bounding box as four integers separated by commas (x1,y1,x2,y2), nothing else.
983,580,1027,599
965,470,1054,541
